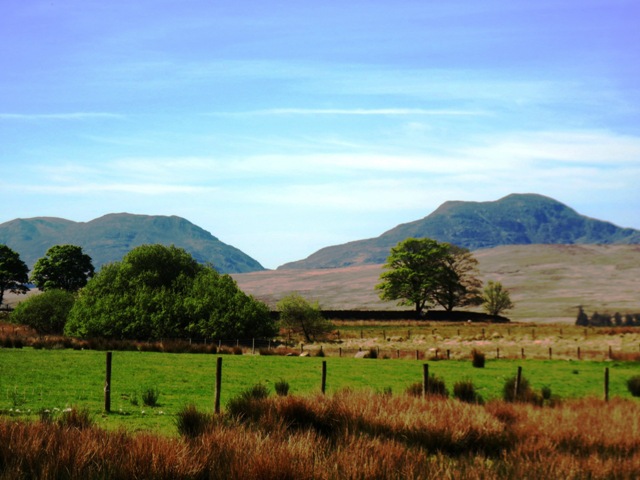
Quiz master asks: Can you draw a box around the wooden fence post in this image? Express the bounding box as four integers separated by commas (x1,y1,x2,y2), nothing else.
252,338,255,355
422,364,429,397
104,352,112,413
577,347,581,360
514,366,522,400
608,346,613,359
321,361,327,394
496,348,500,359
339,347,342,357
604,367,610,402
416,350,420,360
521,348,525,359
215,357,222,414
549,347,552,360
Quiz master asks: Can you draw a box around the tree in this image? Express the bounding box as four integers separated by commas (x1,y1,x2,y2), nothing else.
10,289,75,334
482,280,514,316
0,245,29,306
376,238,482,317
277,293,332,343
432,245,483,312
65,244,275,340
30,245,94,292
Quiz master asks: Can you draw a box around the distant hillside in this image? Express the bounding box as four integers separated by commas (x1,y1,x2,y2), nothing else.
235,244,640,323
0,214,264,274
279,194,640,269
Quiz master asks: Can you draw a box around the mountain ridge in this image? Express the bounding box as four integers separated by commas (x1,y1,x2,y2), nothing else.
278,193,640,269
0,213,264,274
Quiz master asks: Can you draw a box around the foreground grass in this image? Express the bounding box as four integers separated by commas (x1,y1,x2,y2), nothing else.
1,392,640,479
1,348,638,434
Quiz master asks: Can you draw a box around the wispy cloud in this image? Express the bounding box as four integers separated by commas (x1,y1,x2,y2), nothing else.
0,112,125,121
208,108,487,117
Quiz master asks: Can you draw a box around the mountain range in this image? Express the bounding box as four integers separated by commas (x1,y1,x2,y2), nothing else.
278,193,640,269
0,214,264,274
1,194,638,274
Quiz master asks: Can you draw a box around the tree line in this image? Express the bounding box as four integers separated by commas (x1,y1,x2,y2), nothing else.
1,237,515,343
575,307,640,327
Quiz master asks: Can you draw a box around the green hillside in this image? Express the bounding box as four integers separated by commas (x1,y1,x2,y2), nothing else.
0,214,264,274
279,194,640,269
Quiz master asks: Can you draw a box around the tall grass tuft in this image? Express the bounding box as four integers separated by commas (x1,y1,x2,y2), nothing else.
627,375,640,397
142,387,160,407
275,379,290,397
471,349,485,368
503,375,542,405
453,379,484,404
175,404,212,438
57,406,93,430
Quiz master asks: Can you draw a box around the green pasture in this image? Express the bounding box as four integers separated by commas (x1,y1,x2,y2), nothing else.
1,348,638,435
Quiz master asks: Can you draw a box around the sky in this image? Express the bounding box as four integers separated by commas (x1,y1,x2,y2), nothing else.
1,0,639,269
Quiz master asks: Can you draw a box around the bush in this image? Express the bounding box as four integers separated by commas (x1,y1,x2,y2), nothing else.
142,387,160,407
471,349,485,368
453,380,483,404
627,375,640,397
10,289,75,335
367,347,378,359
175,404,212,438
275,379,290,397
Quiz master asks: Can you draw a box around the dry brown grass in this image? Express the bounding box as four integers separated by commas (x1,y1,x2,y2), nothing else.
2,392,640,479
233,244,640,323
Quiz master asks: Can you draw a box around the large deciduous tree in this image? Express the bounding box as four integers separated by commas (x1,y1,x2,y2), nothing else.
65,244,275,340
0,245,29,306
432,245,483,312
30,245,95,292
376,238,451,317
376,238,484,317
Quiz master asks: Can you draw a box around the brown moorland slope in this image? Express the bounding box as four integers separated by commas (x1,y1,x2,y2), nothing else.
234,244,640,323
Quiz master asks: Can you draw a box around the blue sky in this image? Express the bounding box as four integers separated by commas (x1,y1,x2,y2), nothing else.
1,0,639,269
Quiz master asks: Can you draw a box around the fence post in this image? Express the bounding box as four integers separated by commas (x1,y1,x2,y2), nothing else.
215,357,222,414
514,366,522,400
549,347,552,360
608,346,613,359
496,348,500,359
397,349,400,359
104,352,112,413
521,348,525,359
321,361,327,394
416,350,420,360
578,347,581,360
604,367,610,402
252,338,255,355
446,349,450,360
422,364,429,397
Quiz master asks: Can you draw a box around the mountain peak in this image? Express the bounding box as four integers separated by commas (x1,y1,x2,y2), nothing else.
279,194,640,269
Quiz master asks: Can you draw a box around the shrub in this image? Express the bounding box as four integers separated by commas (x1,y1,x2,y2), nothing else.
541,385,552,401
627,375,640,397
367,347,378,359
453,380,483,404
142,387,160,407
471,349,485,368
175,404,212,438
275,379,290,397
315,347,325,357
405,382,423,397
10,289,75,335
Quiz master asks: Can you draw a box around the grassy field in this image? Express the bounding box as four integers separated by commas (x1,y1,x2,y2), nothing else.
1,347,638,435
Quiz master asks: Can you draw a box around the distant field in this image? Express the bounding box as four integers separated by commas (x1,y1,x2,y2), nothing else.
234,244,640,323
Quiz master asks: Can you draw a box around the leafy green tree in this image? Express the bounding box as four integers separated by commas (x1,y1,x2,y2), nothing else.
432,245,483,312
277,293,331,343
0,245,29,306
10,289,75,334
30,245,94,292
482,280,514,316
65,244,275,340
376,238,472,318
